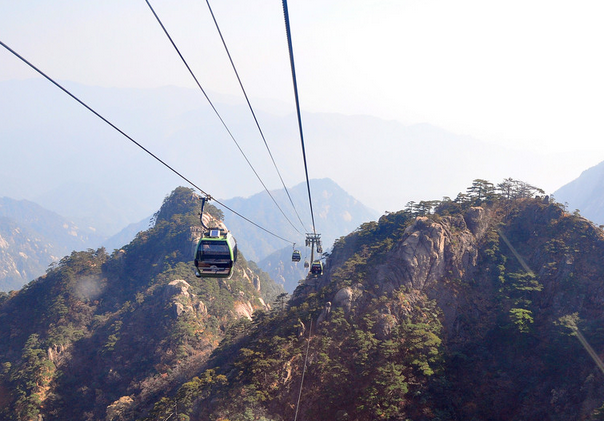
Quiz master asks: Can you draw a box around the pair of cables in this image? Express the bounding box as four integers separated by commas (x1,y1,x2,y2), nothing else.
146,0,319,240
0,39,290,243
0,0,316,246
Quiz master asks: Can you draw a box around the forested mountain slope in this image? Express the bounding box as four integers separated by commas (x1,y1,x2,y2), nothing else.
0,187,283,421
141,179,604,421
4,180,604,421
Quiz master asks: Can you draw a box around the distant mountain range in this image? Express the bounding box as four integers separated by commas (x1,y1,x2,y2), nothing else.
0,178,377,292
221,178,379,262
0,197,105,290
555,160,604,225
0,197,154,291
1,78,595,241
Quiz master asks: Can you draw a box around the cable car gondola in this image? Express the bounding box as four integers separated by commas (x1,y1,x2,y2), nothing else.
194,196,237,279
292,249,301,262
194,229,237,279
310,260,323,276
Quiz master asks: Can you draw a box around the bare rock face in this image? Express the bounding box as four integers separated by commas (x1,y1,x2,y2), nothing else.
174,302,186,318
333,287,353,312
376,213,479,292
164,279,191,301
464,206,489,238
335,285,368,312
233,301,255,320
196,300,208,316
317,301,332,324
309,206,489,339
163,279,204,319
332,208,486,335
252,275,261,292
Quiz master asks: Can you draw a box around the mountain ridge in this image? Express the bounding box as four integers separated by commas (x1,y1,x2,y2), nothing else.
0,187,284,420
1,78,593,235
0,178,376,292
140,180,604,420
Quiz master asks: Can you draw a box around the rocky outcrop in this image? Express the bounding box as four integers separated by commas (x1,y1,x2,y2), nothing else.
333,287,353,312
464,206,489,237
164,279,190,300
316,207,487,335
376,212,480,293
317,301,332,323
163,279,206,319
233,301,255,320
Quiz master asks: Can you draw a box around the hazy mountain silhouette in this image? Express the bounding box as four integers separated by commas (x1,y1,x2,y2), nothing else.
220,178,379,262
0,197,104,291
1,78,588,242
555,160,604,225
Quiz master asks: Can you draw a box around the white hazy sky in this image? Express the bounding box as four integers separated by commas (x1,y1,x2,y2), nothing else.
2,0,604,194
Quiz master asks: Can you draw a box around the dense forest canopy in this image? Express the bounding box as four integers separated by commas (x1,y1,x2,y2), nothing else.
3,180,604,420
140,179,604,421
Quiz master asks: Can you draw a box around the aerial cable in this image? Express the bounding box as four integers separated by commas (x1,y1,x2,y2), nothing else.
281,0,317,235
204,0,309,234
0,40,207,199
145,0,304,237
0,40,294,245
293,318,312,421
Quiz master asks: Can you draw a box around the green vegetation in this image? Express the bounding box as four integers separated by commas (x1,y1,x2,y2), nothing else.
0,187,283,421
3,180,604,420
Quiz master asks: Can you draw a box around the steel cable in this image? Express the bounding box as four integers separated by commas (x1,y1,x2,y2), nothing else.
0,40,294,244
145,0,304,237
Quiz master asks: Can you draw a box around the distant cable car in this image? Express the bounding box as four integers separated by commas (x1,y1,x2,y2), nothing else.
310,260,323,276
194,229,237,279
292,249,301,262
304,260,310,269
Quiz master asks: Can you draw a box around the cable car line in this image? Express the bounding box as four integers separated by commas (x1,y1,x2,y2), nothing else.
204,0,310,234
0,39,294,245
145,0,304,237
0,40,207,198
293,318,312,421
281,0,317,236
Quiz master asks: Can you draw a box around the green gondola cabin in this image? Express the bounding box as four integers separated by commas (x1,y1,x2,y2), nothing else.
194,229,237,279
